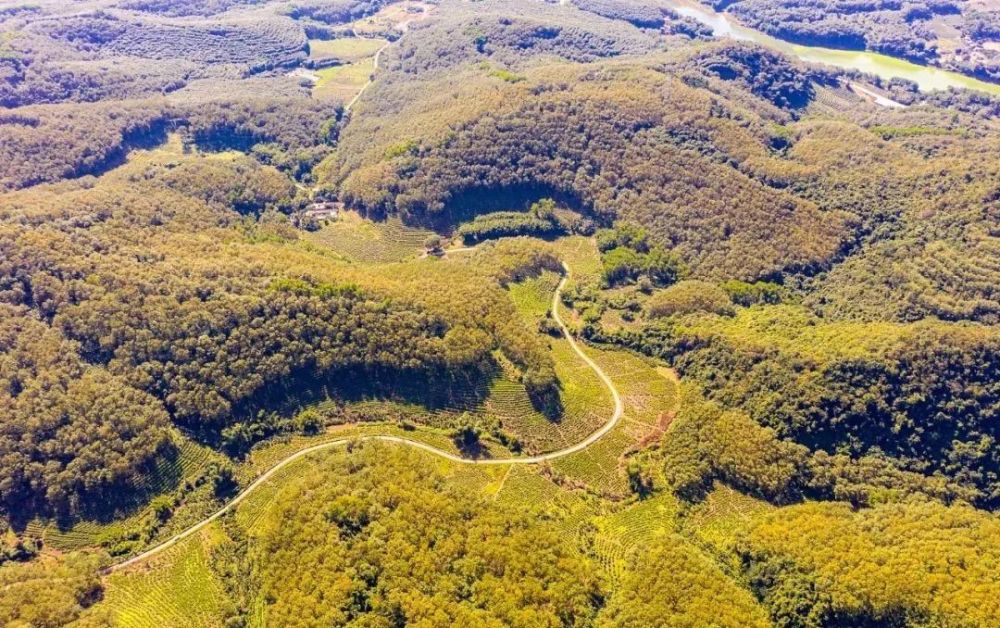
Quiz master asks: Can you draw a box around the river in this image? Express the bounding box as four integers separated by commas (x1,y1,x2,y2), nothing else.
664,0,1000,95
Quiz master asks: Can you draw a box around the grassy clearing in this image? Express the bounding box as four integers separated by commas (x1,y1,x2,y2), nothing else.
495,464,562,507
306,211,434,262
552,236,602,287
550,236,602,330
313,58,375,103
308,37,387,62
24,519,128,555
95,524,233,627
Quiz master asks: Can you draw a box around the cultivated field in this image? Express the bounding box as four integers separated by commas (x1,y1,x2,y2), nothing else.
309,37,388,62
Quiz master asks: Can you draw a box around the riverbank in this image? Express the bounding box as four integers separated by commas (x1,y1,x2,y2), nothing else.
665,0,1000,95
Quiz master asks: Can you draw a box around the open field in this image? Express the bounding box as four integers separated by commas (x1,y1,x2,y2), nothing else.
309,37,388,62
313,58,376,103
552,236,603,287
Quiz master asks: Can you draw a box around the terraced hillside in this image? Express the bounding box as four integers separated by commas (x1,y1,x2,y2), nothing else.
3,0,1000,626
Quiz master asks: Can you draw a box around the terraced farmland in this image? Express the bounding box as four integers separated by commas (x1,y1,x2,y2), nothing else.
550,422,634,497
5,0,996,619
313,57,376,103
142,435,226,495
508,271,561,323
64,246,690,627
309,37,388,62
234,454,318,531
593,350,678,429
592,492,680,587
545,342,679,496
96,525,233,627
306,211,434,262
494,464,601,536
681,482,776,557
479,376,553,443
24,433,226,554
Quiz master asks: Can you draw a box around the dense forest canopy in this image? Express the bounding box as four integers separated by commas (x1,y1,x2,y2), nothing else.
0,147,562,517
1,0,999,625
700,0,1000,82
245,447,605,626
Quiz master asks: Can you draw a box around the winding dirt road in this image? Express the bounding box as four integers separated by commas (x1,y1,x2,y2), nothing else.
109,261,624,572
344,6,429,112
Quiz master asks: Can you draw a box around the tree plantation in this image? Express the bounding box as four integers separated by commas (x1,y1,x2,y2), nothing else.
1,0,999,626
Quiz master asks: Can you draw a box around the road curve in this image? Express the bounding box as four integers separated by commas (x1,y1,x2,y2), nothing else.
344,9,428,112
109,262,624,572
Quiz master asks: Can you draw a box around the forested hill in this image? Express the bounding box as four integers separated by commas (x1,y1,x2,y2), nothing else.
325,8,999,322
696,0,1000,83
1,0,1000,626
0,148,562,518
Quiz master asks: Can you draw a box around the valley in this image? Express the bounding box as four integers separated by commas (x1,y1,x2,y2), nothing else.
667,0,1000,94
1,0,999,626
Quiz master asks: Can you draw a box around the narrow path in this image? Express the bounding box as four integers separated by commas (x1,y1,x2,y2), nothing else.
343,40,390,112
847,81,907,109
343,8,428,112
109,261,624,572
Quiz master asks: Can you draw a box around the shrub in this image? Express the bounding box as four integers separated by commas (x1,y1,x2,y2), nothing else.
149,495,174,522
294,409,324,435
596,223,650,253
457,211,562,244
662,385,810,503
644,246,686,287
602,246,647,286
721,279,785,306
646,281,734,318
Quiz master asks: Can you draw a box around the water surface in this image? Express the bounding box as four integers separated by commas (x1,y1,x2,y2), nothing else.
667,0,1000,95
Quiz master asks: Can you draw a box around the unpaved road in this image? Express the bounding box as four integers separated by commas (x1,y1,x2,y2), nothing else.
109,261,624,572
344,7,430,111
